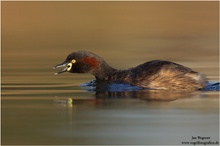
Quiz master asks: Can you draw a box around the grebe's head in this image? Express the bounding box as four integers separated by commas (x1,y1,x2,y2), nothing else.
53,51,103,75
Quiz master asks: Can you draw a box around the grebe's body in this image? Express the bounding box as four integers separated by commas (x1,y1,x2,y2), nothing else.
54,51,207,92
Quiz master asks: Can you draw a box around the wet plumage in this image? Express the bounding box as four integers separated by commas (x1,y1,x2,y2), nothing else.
54,51,207,92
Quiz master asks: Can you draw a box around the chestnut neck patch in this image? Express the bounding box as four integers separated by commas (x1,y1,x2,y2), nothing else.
80,57,99,68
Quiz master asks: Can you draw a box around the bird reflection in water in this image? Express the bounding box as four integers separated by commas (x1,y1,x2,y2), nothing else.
53,82,218,107
93,83,197,102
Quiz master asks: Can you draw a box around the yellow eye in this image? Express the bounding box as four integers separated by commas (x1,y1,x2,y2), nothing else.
71,59,76,64
67,63,72,71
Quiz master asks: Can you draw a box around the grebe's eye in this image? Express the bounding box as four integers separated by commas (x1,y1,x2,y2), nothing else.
71,59,76,64
67,63,73,71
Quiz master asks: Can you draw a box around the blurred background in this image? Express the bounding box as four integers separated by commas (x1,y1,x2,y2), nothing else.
2,1,219,85
1,2,219,145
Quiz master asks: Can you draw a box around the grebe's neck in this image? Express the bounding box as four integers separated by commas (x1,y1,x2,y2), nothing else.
93,62,132,84
92,62,118,81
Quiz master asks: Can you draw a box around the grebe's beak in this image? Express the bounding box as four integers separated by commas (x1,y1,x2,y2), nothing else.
53,61,69,75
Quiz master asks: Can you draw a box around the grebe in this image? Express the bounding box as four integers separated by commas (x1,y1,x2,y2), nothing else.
54,51,207,92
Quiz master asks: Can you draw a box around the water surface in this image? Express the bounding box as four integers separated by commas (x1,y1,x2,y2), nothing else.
2,66,219,145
